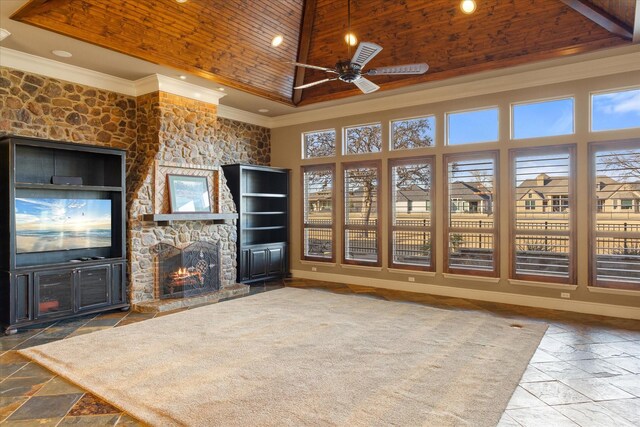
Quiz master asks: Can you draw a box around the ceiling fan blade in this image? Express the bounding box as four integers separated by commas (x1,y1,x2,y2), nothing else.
294,78,337,90
353,77,380,94
351,42,383,68
366,63,429,76
288,62,337,73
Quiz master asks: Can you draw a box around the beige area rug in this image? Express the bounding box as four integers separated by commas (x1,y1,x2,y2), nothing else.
20,288,546,426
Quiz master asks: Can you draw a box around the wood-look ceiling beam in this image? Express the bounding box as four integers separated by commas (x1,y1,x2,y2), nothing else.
292,0,317,105
560,0,633,39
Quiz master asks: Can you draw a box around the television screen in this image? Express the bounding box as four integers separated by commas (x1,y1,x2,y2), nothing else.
15,198,112,253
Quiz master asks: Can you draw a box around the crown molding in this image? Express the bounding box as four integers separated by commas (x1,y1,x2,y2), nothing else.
0,47,136,95
269,49,640,128
134,74,226,105
217,105,272,128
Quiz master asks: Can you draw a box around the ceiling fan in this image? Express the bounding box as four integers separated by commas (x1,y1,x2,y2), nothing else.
291,0,429,94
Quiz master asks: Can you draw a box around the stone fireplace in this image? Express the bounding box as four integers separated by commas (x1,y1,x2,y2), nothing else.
0,67,270,310
154,241,220,299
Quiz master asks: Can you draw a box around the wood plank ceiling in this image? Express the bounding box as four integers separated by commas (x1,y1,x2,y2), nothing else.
11,0,636,107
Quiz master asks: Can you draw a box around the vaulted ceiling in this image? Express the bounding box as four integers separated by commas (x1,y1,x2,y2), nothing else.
11,0,636,107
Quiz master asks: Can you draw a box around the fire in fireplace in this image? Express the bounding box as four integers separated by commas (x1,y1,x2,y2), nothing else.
153,241,220,299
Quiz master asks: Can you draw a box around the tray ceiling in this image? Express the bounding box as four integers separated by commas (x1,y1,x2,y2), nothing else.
11,0,636,107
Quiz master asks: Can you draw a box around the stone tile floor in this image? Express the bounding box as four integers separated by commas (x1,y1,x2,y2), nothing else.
1,278,639,426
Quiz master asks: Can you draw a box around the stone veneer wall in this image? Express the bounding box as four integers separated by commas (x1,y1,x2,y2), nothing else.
0,67,271,303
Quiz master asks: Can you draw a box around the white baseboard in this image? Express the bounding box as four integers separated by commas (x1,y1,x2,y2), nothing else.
291,269,640,320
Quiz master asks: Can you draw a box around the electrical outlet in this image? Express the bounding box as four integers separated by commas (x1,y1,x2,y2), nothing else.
408,277,415,282
311,267,317,272
561,292,570,299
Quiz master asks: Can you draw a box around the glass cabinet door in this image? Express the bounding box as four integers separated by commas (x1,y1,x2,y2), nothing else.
34,270,74,317
79,265,110,309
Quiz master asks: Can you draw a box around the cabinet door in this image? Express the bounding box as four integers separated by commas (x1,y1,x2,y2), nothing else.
78,265,111,310
34,270,75,318
267,246,285,275
111,262,126,305
249,248,268,279
14,274,32,322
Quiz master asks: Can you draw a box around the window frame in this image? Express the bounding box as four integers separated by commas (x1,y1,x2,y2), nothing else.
342,159,382,267
443,150,500,277
389,115,437,151
301,128,336,159
590,86,640,133
589,138,640,290
301,164,336,263
509,144,577,285
342,122,383,155
388,155,435,272
510,96,575,140
445,106,500,146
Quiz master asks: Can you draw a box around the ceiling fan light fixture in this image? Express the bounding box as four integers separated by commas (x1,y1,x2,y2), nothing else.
271,34,284,47
460,0,477,14
344,33,358,47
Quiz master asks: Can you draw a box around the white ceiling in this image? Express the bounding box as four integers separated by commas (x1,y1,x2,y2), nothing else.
1,0,639,121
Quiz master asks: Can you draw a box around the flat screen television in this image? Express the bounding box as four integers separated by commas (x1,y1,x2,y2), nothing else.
15,198,112,253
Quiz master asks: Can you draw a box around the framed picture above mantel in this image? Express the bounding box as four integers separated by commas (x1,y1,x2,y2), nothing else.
167,174,211,213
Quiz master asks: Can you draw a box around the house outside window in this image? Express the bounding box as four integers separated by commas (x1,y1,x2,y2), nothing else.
525,200,536,210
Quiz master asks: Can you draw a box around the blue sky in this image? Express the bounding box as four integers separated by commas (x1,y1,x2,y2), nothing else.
513,98,574,139
16,198,111,231
592,88,640,131
448,108,498,145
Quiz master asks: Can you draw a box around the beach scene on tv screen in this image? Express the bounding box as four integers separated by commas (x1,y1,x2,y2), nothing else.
15,198,112,253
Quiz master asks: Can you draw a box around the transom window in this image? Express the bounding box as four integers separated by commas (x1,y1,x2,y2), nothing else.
591,87,640,132
447,107,499,145
344,123,382,155
390,116,435,150
512,97,574,139
303,129,335,159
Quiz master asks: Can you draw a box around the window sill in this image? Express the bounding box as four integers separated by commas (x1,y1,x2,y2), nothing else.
340,264,383,272
300,260,337,267
587,286,640,297
509,279,578,290
387,268,436,277
443,273,500,284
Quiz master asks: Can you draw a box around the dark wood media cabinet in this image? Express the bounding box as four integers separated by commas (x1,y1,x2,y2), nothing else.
0,135,129,334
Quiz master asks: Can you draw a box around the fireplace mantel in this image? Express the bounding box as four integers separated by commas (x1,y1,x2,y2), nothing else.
142,213,238,226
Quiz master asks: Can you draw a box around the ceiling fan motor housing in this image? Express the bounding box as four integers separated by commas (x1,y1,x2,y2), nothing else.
336,61,362,83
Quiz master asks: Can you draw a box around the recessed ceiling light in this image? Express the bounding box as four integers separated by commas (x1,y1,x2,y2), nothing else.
176,0,188,3
179,75,187,80
460,0,477,14
258,109,269,113
345,33,358,46
218,87,225,91
0,28,11,42
271,34,284,47
51,50,72,58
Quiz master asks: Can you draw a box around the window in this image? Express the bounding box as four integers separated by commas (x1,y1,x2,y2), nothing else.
447,107,499,145
444,152,499,275
511,145,575,283
591,140,640,289
343,161,381,265
344,123,382,154
303,129,335,159
512,98,574,139
525,200,536,210
591,88,640,132
391,116,435,150
302,165,335,261
390,157,434,270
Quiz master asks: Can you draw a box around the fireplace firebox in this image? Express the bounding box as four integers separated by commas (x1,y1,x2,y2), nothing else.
153,242,220,299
